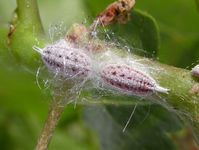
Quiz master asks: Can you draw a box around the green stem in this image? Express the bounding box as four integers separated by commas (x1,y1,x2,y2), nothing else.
82,49,199,142
8,0,45,70
139,58,199,143
16,0,44,33
95,53,199,122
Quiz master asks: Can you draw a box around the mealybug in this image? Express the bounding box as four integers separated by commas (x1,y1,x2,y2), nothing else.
100,64,169,96
34,40,91,78
191,65,199,78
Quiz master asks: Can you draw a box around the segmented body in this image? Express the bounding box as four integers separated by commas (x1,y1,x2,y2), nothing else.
101,64,169,96
42,40,91,78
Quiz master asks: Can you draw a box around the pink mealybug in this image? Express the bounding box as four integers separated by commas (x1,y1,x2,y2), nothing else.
191,65,199,78
34,39,91,78
100,64,169,96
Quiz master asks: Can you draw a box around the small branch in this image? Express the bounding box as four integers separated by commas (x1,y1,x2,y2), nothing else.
96,0,135,25
90,0,136,32
35,99,65,150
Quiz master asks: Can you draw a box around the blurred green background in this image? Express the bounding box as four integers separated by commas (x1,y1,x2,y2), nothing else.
0,0,199,149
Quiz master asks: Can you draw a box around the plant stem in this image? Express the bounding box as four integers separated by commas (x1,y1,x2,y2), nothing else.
16,0,44,33
35,99,65,150
87,49,199,142
9,0,45,70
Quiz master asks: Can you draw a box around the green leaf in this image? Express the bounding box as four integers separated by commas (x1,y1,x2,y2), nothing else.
135,0,199,67
109,9,159,56
177,39,199,68
0,105,97,150
105,104,182,133
84,105,182,150
195,0,199,13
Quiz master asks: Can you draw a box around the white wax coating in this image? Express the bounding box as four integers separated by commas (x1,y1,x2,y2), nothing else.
192,65,199,77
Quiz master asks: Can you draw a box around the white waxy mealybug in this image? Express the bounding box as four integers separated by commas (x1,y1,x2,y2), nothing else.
191,65,199,78
34,40,91,78
100,64,169,96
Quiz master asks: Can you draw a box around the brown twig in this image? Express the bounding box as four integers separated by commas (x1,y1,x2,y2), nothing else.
91,0,136,30
35,99,65,150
